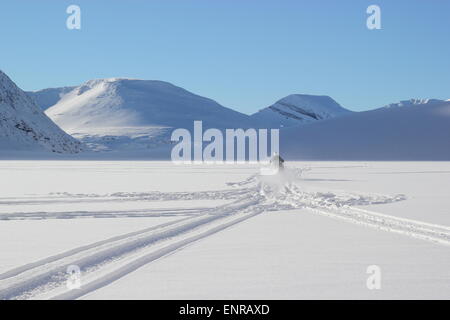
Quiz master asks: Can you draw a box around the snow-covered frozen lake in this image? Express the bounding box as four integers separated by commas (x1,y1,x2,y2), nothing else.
0,161,449,299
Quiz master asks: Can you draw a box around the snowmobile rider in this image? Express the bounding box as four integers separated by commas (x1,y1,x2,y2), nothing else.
270,152,285,171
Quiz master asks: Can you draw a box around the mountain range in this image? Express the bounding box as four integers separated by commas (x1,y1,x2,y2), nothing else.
26,78,355,152
1,69,448,160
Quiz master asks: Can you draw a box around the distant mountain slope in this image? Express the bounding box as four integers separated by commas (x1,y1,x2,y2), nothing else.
0,70,82,154
382,98,446,109
281,100,450,160
251,94,352,128
44,78,256,152
27,86,76,111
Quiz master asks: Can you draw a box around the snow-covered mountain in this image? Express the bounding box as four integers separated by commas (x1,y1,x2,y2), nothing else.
250,94,352,128
0,70,82,154
27,86,76,111
281,100,450,160
42,78,256,152
382,98,446,109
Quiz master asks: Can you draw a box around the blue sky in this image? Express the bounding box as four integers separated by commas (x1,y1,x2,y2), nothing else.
0,0,449,113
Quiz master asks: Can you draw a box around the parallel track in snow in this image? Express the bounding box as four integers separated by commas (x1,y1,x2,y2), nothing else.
281,184,450,246
0,187,266,300
1,174,449,300
309,206,450,246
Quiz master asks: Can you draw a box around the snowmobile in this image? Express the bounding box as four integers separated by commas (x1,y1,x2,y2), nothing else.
270,152,285,171
259,152,285,176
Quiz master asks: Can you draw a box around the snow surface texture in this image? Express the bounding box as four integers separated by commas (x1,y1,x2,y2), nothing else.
43,78,256,152
281,100,450,160
0,161,449,299
250,94,352,128
0,71,81,154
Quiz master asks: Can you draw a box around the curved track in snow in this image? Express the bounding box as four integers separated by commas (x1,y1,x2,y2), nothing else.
278,184,450,246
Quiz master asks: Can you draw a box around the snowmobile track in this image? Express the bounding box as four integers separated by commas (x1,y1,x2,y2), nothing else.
281,185,450,246
0,188,264,300
1,172,449,300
